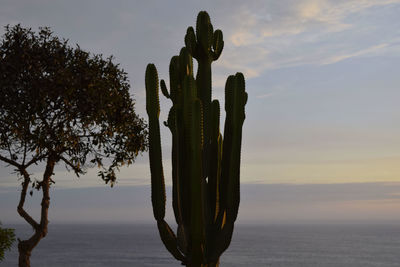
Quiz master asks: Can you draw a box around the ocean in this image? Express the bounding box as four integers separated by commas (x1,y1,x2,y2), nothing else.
1,223,400,266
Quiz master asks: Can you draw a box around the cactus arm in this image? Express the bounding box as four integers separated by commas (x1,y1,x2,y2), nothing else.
169,51,194,252
221,73,246,223
167,106,183,226
179,47,194,77
183,75,198,130
157,220,186,262
188,98,205,263
176,108,191,255
212,221,234,261
196,11,213,54
213,73,246,260
212,30,224,60
147,64,187,264
160,79,170,99
177,110,191,242
204,100,222,263
208,100,221,222
185,26,198,59
177,223,189,256
145,64,166,221
175,54,197,254
169,55,181,104
216,76,234,228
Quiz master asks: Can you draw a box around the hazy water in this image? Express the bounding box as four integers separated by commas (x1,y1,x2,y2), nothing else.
2,223,400,266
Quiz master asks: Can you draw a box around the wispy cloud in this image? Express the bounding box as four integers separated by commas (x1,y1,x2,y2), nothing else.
321,43,389,65
256,92,275,99
217,0,400,78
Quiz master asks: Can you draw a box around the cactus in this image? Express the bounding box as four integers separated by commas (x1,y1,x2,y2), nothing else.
145,11,247,267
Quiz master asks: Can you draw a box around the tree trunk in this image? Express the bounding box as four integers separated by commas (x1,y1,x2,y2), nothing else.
17,229,48,267
17,157,55,267
18,241,32,267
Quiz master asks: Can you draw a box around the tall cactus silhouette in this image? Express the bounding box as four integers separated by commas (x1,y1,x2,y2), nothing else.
145,11,247,266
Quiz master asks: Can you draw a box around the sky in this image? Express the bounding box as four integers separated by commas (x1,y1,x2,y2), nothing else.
0,0,400,224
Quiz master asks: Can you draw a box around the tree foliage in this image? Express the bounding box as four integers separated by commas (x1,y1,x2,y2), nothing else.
0,25,147,184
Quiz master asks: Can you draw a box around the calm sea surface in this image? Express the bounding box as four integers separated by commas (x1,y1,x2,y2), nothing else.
2,223,400,266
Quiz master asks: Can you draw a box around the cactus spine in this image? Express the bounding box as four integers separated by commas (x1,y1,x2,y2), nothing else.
145,11,247,267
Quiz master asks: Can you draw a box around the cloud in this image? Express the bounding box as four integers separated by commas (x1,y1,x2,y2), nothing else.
322,43,389,65
217,0,400,78
256,92,275,99
299,0,324,19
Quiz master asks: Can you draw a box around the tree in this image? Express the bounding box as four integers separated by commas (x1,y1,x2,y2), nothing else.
0,222,15,261
0,25,147,267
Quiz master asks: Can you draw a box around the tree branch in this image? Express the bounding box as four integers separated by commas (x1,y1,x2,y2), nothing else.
7,142,14,162
59,155,83,177
24,153,48,169
17,169,39,230
0,155,21,169
38,156,56,238
22,140,27,166
0,152,48,169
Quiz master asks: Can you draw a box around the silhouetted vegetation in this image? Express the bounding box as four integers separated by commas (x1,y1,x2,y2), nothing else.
146,11,247,266
0,222,15,261
0,25,147,267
